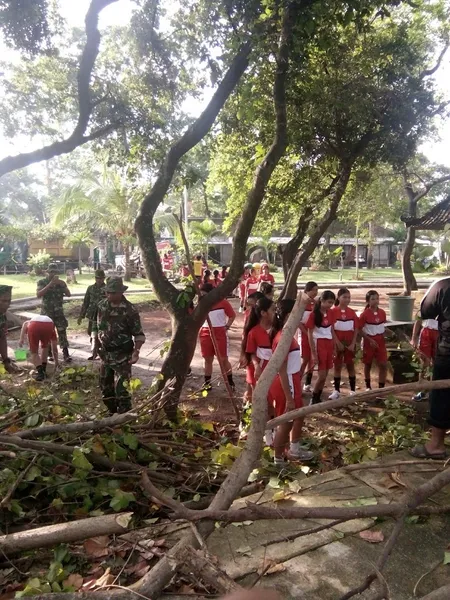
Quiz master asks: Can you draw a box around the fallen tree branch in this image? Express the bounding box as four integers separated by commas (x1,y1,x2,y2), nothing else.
0,455,37,508
0,512,133,556
267,379,450,429
416,584,450,600
179,546,243,594
16,412,137,439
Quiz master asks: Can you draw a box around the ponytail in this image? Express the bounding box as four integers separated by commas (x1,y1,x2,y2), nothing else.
314,290,336,327
365,289,378,309
242,297,273,357
271,299,295,341
335,287,350,307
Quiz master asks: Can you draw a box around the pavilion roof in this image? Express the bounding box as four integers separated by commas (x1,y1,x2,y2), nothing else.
401,195,450,230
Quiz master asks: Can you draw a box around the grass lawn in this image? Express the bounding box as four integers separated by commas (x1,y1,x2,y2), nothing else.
272,267,413,284
1,273,151,299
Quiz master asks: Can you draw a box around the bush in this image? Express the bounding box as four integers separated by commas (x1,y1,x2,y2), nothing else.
27,251,51,275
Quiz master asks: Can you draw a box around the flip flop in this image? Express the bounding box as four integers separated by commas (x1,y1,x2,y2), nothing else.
409,445,447,460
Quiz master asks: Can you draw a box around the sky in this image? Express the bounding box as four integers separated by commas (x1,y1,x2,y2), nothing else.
1,0,450,168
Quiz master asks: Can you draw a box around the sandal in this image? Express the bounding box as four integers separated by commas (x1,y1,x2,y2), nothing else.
409,445,446,460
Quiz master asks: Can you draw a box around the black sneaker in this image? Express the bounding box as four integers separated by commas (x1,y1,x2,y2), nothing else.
413,391,428,402
33,371,45,382
186,367,192,378
87,355,94,361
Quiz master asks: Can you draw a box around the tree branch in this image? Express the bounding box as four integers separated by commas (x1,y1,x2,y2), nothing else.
414,173,450,203
0,0,119,178
420,41,449,78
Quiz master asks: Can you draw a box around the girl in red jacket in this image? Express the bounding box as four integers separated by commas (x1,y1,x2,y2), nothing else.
359,289,388,390
329,288,359,399
270,299,314,466
307,290,337,404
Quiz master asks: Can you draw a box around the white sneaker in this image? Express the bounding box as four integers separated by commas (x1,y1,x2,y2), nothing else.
264,429,274,447
239,306,244,313
303,384,312,392
287,448,314,462
328,390,340,400
365,388,372,392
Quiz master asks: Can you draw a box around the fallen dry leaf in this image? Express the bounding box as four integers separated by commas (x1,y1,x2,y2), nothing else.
265,563,287,575
359,529,385,543
390,471,408,488
125,560,150,578
178,584,196,594
63,573,83,590
84,536,111,558
257,560,287,576
378,474,399,490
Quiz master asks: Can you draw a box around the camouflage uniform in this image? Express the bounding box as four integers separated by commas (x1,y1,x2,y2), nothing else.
93,278,146,413
37,271,69,350
79,271,106,336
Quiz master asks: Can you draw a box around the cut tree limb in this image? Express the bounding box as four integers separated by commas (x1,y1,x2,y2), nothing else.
0,512,133,556
416,584,450,600
266,379,450,429
0,0,119,178
179,546,243,594
16,412,137,439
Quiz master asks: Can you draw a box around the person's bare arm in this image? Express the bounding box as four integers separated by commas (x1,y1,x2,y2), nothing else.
51,339,59,367
63,283,71,297
19,322,28,347
332,328,343,351
308,328,317,363
36,280,54,298
349,326,358,351
412,318,422,347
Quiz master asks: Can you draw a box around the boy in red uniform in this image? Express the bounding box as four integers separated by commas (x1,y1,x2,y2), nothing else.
19,315,59,380
258,263,275,287
359,290,388,390
307,290,337,404
329,288,359,399
199,283,236,391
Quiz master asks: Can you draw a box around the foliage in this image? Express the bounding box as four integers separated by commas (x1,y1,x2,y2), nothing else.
411,245,437,272
26,250,51,273
189,218,219,257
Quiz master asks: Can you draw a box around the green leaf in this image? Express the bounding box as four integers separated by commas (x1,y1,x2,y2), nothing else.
444,551,450,565
24,465,41,481
110,490,136,511
123,432,139,450
72,449,94,473
54,545,69,563
25,412,40,427
193,493,201,502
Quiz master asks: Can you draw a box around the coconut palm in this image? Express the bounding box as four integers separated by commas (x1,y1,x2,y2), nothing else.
52,166,141,281
189,219,219,260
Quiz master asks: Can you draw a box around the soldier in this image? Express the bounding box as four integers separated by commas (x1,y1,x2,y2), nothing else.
36,263,72,363
92,277,146,414
0,285,20,373
77,269,106,360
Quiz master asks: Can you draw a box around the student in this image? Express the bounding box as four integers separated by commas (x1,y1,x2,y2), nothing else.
298,281,319,391
411,315,439,401
243,297,275,443
220,265,228,281
245,268,260,306
193,255,203,283
238,265,251,313
202,269,212,286
270,299,314,466
240,291,264,402
212,269,221,287
19,315,59,381
258,263,275,287
259,282,274,300
359,289,388,390
329,288,359,399
199,283,236,391
307,290,337,404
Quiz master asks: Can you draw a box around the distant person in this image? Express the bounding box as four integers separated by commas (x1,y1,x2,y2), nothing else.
238,265,251,313
0,284,20,373
37,263,72,363
77,269,106,360
411,277,450,459
92,277,146,414
259,281,274,300
258,263,275,287
220,265,228,281
298,281,319,392
202,269,212,286
19,315,59,380
212,269,221,287
193,255,203,283
244,268,259,304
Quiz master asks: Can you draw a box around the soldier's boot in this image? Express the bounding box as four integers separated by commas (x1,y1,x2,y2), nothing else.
2,358,22,374
62,347,72,363
33,365,45,382
102,396,117,414
116,396,132,414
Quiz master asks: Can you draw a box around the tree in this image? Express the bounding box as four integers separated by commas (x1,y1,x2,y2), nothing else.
189,219,219,259
64,231,94,274
52,166,140,281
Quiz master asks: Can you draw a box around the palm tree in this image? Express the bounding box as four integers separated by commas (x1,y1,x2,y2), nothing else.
64,230,94,274
189,219,219,260
52,166,141,281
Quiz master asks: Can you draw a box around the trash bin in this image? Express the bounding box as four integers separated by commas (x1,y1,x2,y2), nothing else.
388,295,415,322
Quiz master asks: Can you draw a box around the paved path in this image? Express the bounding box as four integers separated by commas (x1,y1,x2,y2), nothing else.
204,450,450,599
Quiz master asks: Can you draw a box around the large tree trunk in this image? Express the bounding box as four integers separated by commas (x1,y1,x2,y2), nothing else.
402,226,417,294
78,246,83,274
281,162,352,299
366,221,374,269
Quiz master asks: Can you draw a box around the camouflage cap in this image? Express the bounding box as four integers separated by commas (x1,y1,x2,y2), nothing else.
47,263,59,272
0,285,12,296
105,277,128,293
95,269,106,278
